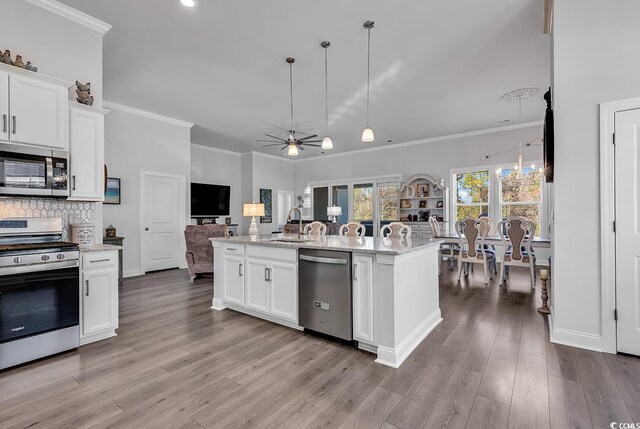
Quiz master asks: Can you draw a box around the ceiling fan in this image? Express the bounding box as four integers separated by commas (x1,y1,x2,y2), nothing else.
257,57,322,156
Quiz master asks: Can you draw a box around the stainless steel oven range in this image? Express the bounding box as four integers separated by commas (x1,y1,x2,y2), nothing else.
0,217,80,370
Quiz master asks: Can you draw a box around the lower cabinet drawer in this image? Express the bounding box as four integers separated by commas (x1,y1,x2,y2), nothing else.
82,251,117,269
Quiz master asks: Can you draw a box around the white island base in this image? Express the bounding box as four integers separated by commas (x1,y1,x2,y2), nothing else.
211,235,442,368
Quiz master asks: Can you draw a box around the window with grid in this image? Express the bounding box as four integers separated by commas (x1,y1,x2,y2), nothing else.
453,170,490,221
498,166,542,231
377,182,399,222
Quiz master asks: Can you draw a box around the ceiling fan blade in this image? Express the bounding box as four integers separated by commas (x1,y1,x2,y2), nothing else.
302,143,322,147
297,134,318,142
262,143,286,147
280,146,288,150
256,139,283,143
265,134,287,142
301,140,322,143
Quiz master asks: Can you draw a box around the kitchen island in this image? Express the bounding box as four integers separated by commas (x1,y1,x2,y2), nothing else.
210,233,442,368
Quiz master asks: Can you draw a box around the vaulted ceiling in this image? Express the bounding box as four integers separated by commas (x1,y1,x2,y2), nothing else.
60,0,550,157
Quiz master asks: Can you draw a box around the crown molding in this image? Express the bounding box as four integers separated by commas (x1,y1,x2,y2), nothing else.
27,0,112,35
103,100,194,128
190,143,241,157
296,120,544,162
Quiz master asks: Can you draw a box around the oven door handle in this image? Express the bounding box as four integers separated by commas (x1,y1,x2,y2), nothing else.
0,260,79,276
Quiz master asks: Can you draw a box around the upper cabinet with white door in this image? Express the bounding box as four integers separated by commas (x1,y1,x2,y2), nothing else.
0,63,72,150
68,103,108,201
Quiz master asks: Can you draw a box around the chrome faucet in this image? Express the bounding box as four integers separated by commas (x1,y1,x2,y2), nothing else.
286,207,303,237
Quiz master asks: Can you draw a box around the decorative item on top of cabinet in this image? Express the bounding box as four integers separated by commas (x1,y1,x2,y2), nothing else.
1,50,12,65
68,103,108,201
12,55,26,69
25,62,38,73
75,81,93,106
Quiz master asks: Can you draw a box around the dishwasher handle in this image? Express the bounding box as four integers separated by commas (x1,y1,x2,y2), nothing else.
299,254,348,265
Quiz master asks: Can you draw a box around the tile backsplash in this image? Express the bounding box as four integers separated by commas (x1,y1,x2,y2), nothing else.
0,198,96,240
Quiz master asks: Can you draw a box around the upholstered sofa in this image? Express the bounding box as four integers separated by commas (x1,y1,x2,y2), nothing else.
184,224,228,280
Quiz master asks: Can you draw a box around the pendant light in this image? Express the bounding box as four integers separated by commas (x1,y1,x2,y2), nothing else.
286,57,299,156
321,41,334,150
500,88,540,178
362,20,375,143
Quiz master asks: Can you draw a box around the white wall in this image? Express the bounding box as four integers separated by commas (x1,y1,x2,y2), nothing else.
1,0,104,106
551,0,640,347
104,107,191,277
294,125,542,195
190,144,242,226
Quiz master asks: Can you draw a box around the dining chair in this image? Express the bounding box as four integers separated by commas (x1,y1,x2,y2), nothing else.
339,222,366,237
478,216,498,275
380,222,412,239
456,218,495,285
497,216,536,288
303,221,327,235
429,217,458,273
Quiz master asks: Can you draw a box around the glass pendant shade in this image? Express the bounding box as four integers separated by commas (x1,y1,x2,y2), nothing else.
322,136,333,149
362,127,375,143
288,144,299,156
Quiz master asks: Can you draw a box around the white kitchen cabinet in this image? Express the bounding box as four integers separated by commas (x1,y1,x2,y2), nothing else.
68,104,108,201
352,254,375,343
269,260,298,323
245,257,270,313
80,250,119,345
0,71,8,142
222,254,245,306
0,64,72,150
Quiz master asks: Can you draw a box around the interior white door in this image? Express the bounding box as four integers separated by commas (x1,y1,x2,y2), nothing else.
141,172,183,272
615,108,640,355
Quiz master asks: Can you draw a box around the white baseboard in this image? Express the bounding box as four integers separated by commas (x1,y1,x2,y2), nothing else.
220,302,303,331
375,308,442,368
124,269,144,278
357,341,378,355
549,313,603,352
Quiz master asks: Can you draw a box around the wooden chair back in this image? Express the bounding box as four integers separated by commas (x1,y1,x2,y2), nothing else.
339,222,365,237
380,222,411,239
498,217,535,262
428,217,442,237
303,221,327,235
456,218,490,260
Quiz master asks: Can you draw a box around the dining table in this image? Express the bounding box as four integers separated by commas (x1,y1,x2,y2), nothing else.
436,233,551,248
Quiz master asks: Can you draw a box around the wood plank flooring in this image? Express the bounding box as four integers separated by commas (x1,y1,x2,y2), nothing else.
1,264,640,428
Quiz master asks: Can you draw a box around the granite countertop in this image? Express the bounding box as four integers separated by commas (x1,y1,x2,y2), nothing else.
79,243,123,253
211,233,442,255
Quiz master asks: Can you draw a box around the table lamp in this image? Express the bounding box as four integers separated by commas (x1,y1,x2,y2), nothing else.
327,206,342,223
243,202,265,237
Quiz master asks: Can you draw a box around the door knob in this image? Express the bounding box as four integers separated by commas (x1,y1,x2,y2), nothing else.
145,227,149,231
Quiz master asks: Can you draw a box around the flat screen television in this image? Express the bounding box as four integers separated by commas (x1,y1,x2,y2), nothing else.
191,183,230,217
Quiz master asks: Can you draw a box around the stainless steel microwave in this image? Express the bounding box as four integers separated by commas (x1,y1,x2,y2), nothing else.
0,143,69,197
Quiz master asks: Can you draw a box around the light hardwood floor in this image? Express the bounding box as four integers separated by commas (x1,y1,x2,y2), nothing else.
1,264,639,428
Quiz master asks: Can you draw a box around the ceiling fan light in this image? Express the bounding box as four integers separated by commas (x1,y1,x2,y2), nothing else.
288,144,299,156
362,127,375,143
180,0,196,7
322,136,333,149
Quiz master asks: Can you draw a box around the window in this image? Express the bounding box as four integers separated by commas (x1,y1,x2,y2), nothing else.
331,185,349,224
377,182,399,221
453,170,490,221
353,183,374,222
312,186,328,220
498,166,543,231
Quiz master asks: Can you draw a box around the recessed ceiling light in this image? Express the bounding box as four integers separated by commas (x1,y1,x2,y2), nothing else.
180,0,196,7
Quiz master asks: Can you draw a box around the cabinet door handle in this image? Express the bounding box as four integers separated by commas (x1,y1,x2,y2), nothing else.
238,263,243,277
267,268,271,282
353,263,358,282
2,114,6,133
72,175,76,191
11,116,16,134
85,280,90,296
90,259,111,263
264,267,269,282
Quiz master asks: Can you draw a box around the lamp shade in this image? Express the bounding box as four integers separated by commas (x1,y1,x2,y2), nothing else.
361,127,374,143
243,202,265,217
327,206,342,216
322,136,333,149
288,144,299,156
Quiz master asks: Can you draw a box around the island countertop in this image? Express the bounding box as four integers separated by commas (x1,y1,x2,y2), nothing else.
210,233,442,255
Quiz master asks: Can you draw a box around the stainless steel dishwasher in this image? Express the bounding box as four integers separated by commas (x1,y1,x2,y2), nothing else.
298,248,352,341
